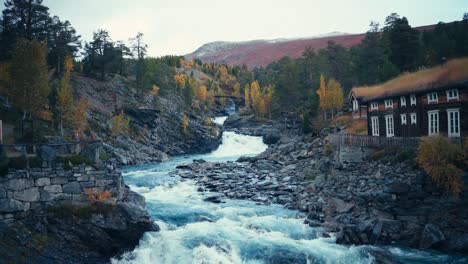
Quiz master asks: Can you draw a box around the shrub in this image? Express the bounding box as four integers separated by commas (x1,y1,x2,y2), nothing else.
324,143,333,156
99,149,109,161
111,110,130,136
416,136,465,197
84,188,111,204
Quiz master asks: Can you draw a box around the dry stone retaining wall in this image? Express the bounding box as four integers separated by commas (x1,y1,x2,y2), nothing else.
0,164,122,222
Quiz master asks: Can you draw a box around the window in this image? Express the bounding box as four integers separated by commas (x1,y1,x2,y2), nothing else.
447,109,460,137
401,114,407,125
370,102,378,111
410,113,417,124
428,110,439,135
371,116,379,136
446,89,459,101
400,96,406,107
385,115,394,137
353,99,359,111
385,100,393,109
410,94,417,106
427,92,438,104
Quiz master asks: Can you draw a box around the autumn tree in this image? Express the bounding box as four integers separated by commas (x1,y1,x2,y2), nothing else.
233,82,241,97
72,97,90,139
57,55,74,135
327,78,344,119
316,75,328,119
10,39,49,126
196,85,208,102
111,110,130,136
174,74,186,89
151,84,160,96
181,114,189,137
244,84,251,109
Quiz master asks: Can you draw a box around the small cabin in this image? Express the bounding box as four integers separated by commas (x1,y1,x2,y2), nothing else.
349,58,468,138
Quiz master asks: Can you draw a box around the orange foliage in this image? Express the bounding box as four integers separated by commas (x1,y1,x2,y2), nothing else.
174,74,186,89
151,84,160,96
73,98,90,139
85,189,111,204
196,85,208,102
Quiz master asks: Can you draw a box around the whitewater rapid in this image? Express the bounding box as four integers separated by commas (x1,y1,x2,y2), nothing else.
112,117,466,264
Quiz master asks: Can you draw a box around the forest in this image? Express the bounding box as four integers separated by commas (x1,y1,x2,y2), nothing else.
0,0,467,141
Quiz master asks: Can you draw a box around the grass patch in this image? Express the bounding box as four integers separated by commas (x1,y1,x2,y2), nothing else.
333,114,367,135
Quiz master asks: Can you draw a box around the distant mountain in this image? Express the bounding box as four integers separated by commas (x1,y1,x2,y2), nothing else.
185,25,439,68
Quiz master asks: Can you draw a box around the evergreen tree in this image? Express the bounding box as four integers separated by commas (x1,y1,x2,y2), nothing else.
10,38,49,120
0,0,50,60
383,14,420,72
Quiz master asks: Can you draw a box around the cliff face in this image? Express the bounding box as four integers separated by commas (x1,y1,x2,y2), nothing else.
0,165,156,263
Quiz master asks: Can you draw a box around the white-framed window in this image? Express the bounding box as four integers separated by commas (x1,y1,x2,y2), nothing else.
410,94,417,106
447,109,460,137
410,113,417,124
427,92,438,104
352,99,359,111
446,89,459,101
385,100,393,109
371,116,379,136
401,114,407,125
428,110,439,135
370,102,378,111
400,96,406,107
385,115,394,137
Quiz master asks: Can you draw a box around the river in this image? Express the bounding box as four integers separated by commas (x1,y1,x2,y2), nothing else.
113,117,466,264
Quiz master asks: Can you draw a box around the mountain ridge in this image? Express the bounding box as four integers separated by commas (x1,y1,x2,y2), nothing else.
185,24,440,68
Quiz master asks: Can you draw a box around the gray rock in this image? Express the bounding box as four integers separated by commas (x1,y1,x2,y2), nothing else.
197,216,214,222
51,177,69,185
420,224,445,249
43,185,62,193
5,178,34,191
35,177,51,187
0,198,24,212
13,187,40,202
62,182,81,194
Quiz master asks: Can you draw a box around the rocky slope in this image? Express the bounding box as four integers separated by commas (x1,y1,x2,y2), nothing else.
175,131,468,254
71,73,223,165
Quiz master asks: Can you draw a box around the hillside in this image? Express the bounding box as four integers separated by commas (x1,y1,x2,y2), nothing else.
185,24,439,68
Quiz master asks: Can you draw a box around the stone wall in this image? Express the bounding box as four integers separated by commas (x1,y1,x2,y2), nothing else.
0,164,122,222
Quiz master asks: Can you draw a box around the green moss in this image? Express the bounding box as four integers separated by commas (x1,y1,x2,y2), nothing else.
303,168,317,181
99,149,109,161
7,156,42,170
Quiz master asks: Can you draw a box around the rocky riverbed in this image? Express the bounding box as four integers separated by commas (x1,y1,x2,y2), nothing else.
175,131,468,255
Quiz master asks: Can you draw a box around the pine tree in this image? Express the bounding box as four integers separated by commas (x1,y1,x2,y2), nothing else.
10,39,50,122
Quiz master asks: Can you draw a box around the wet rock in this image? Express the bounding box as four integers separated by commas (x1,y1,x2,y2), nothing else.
204,196,223,204
420,224,445,249
197,216,214,222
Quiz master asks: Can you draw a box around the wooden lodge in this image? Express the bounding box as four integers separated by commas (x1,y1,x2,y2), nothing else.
349,58,468,138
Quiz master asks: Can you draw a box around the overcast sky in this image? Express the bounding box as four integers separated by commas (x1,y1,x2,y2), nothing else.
42,0,467,57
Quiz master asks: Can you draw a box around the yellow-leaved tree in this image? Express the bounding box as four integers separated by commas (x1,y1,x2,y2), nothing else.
196,85,208,102
233,82,241,97
327,78,344,119
72,98,90,139
57,55,74,135
151,84,160,96
111,110,130,136
181,114,189,137
174,74,186,89
316,74,328,120
244,84,251,109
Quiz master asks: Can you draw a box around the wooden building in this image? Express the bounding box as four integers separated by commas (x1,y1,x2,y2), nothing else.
349,58,468,138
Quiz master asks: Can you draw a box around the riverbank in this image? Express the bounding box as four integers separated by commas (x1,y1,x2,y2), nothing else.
175,129,468,255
